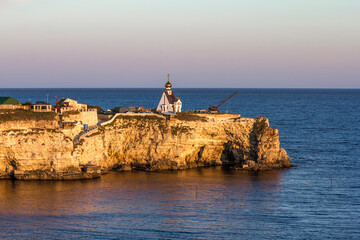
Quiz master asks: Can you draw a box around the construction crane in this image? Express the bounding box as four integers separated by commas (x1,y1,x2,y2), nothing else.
209,91,239,113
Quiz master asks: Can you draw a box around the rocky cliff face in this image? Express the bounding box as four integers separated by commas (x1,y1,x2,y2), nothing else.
0,114,291,180
0,129,78,179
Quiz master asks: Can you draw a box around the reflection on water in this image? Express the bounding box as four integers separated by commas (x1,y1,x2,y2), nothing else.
0,167,283,215
0,167,287,239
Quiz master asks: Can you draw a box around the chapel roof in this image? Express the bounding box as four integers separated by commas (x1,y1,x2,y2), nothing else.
165,91,176,104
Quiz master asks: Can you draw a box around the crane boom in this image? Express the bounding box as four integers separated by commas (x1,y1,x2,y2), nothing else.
216,91,239,108
208,91,239,113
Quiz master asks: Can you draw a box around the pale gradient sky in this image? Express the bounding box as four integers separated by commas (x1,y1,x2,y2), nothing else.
0,0,359,88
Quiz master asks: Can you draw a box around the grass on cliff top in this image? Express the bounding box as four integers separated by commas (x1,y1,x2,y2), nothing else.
176,112,208,122
113,113,207,122
105,114,169,131
0,109,58,122
114,114,165,121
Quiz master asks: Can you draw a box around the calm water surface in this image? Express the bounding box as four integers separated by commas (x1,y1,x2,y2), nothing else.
0,88,359,239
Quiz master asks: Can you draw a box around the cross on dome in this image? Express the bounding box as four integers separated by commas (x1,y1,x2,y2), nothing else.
165,74,172,89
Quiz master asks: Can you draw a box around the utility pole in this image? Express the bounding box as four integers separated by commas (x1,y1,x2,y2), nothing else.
46,94,49,104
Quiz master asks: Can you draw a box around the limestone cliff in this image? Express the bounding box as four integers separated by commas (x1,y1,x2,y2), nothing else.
0,113,291,180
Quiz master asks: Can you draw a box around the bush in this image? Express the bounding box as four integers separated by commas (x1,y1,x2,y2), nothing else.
87,104,104,113
115,115,164,122
61,110,80,116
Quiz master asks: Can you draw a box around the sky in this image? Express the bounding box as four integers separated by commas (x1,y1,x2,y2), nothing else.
0,0,359,88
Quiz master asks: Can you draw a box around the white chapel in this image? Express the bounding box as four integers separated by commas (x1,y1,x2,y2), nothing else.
156,74,182,113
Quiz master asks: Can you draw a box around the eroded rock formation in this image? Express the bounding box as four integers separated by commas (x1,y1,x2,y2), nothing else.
0,113,291,180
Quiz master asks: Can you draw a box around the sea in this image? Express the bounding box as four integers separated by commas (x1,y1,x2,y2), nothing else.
0,88,359,239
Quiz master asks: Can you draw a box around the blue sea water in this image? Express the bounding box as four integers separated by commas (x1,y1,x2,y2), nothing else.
0,88,359,239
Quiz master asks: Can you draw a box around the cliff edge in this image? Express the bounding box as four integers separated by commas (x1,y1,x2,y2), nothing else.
0,113,291,180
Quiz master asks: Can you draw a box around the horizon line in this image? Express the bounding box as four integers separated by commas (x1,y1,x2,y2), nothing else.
0,87,359,90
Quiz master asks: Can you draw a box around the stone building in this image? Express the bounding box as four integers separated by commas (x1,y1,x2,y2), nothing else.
156,75,182,113
55,98,98,126
55,98,88,114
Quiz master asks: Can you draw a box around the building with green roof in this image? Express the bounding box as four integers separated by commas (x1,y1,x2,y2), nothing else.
0,97,29,110
0,97,22,105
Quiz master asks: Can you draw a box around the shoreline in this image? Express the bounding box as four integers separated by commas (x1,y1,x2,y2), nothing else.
1,164,296,181
0,113,291,180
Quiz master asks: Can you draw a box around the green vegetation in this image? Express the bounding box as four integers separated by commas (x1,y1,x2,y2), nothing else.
176,112,208,122
61,110,80,116
0,109,57,122
87,104,104,113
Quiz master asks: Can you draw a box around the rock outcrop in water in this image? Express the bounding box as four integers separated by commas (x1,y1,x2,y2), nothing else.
0,113,291,180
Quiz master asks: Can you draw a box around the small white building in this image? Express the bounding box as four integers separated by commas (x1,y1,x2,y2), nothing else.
156,75,182,113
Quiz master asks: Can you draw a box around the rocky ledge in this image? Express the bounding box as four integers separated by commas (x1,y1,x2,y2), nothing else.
0,113,291,180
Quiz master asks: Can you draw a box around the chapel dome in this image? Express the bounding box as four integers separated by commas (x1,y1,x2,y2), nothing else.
165,81,172,88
